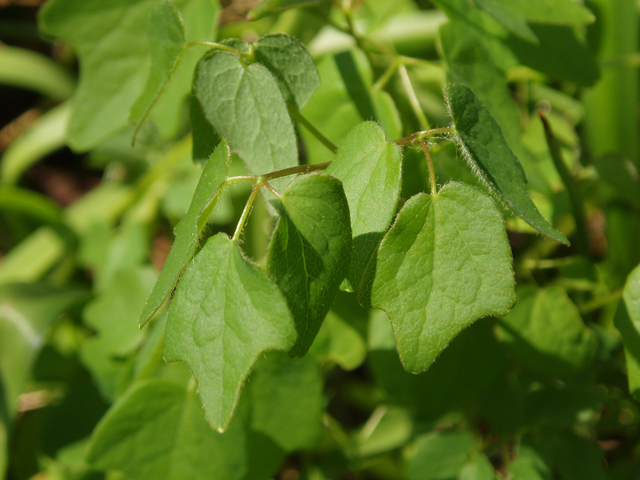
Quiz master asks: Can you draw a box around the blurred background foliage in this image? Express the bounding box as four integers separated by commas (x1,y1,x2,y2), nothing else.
1,0,640,479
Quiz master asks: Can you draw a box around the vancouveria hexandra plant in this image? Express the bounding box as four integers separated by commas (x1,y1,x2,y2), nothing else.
2,0,635,478
121,0,563,431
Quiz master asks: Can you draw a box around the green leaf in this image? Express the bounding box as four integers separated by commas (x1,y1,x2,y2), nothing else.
164,233,297,431
84,267,158,358
87,379,249,480
254,33,320,109
473,0,538,43
192,48,298,189
446,82,568,245
267,173,352,358
359,182,515,374
615,264,640,400
459,455,495,480
325,122,402,292
249,353,323,452
38,0,217,150
0,45,75,99
309,291,367,371
248,0,322,21
356,406,413,458
497,286,598,378
129,1,186,134
140,139,231,326
513,0,594,25
406,430,475,480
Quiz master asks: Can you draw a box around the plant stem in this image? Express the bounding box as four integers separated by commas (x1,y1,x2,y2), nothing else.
372,57,402,91
185,41,249,59
233,181,262,241
264,162,331,180
394,127,454,146
399,64,430,130
419,138,437,196
539,112,591,258
579,290,623,314
287,104,339,153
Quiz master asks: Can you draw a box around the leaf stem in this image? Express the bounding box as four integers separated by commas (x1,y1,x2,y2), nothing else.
372,57,402,91
185,41,249,59
287,104,339,153
419,138,437,196
539,112,591,258
263,161,331,180
399,64,430,130
393,127,454,146
579,290,623,314
233,180,263,241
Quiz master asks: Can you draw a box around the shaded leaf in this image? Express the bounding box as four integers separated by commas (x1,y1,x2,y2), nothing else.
140,139,231,326
249,353,323,451
474,0,537,43
325,122,402,291
460,455,495,480
497,286,598,378
164,233,297,431
192,48,298,190
267,173,352,358
446,82,568,245
87,379,248,480
254,33,320,109
360,182,515,373
406,430,475,480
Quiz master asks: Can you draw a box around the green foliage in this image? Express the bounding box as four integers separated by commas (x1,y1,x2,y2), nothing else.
3,0,640,478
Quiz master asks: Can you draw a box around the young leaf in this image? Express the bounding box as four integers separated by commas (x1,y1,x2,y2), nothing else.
87,379,249,480
129,1,186,135
446,83,569,245
267,173,352,358
192,49,298,189
615,264,640,400
164,233,297,431
359,182,516,374
254,33,320,109
140,139,231,327
325,121,402,291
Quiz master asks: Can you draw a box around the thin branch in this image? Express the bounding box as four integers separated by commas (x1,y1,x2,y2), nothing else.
233,181,262,241
399,63,430,130
393,127,454,146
